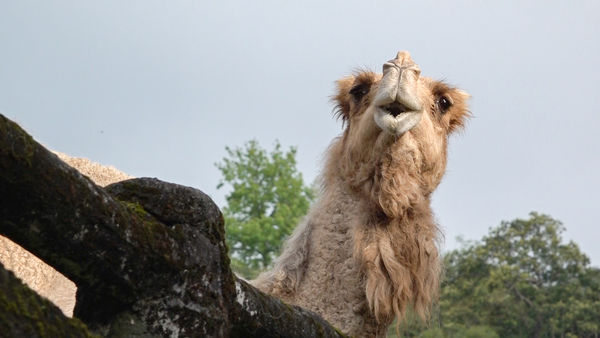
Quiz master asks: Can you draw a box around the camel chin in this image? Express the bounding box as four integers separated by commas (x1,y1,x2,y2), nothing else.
373,107,423,136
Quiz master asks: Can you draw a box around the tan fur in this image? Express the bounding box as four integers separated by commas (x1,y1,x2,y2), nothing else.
254,54,470,336
0,151,132,316
53,151,133,186
0,236,77,316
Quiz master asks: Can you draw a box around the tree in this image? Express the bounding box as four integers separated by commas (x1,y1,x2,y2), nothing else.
388,212,600,338
439,212,600,337
216,140,315,278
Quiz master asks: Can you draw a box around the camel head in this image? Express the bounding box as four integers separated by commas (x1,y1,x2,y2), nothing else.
335,51,469,136
333,51,470,212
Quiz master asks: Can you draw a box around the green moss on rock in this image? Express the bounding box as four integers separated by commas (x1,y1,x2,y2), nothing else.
0,115,36,167
0,263,98,338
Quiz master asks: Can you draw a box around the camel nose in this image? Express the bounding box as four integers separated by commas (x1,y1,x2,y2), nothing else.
375,51,422,111
383,51,421,78
395,51,412,65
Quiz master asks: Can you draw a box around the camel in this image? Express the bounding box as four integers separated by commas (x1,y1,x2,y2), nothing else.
253,51,470,337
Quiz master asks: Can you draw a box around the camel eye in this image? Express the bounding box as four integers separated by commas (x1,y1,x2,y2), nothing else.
349,83,370,101
437,96,452,113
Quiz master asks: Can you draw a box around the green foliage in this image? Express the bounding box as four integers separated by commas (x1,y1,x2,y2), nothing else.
216,140,315,278
388,212,600,337
440,212,600,337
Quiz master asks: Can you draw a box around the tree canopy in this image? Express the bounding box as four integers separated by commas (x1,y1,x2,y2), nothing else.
391,212,600,338
216,140,315,278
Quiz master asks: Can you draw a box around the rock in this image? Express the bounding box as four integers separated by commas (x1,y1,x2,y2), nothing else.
0,262,96,337
0,114,346,337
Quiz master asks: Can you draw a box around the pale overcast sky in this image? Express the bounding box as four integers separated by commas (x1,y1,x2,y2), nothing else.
1,1,599,266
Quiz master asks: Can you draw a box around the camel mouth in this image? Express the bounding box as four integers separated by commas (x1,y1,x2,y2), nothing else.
374,105,423,136
380,102,410,117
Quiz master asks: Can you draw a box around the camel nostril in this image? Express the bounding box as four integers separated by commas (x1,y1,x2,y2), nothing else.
381,102,409,117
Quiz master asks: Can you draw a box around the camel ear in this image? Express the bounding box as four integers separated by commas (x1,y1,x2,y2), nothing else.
333,76,355,123
447,89,471,133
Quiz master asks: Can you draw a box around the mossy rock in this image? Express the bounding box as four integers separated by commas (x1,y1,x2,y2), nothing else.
0,263,97,338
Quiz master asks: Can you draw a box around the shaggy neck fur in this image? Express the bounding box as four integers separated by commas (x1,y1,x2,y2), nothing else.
330,108,445,323
253,127,445,336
